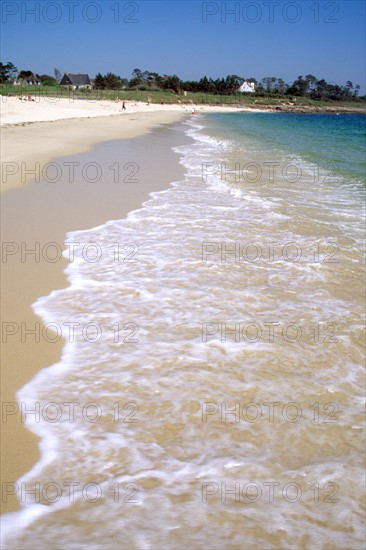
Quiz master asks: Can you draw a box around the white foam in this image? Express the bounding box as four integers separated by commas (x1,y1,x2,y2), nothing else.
3,115,365,549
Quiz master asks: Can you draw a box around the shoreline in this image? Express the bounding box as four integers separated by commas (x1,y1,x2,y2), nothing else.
2,94,364,128
0,111,191,513
1,99,259,192
1,110,190,191
2,96,362,190
0,95,265,128
258,103,366,114
1,99,363,514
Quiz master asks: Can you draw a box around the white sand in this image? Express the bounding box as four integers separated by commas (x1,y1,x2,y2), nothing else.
0,95,262,126
0,96,264,192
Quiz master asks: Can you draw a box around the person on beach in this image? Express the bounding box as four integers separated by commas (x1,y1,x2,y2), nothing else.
122,101,126,110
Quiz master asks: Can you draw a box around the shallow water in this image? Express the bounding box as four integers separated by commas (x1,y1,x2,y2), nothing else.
2,113,365,549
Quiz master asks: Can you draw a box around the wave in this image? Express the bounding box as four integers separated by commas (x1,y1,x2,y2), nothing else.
2,115,365,550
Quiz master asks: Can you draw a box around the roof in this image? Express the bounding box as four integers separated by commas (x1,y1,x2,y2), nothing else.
14,74,40,84
60,73,91,86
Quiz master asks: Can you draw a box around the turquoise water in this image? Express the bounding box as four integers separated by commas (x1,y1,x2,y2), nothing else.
203,112,366,185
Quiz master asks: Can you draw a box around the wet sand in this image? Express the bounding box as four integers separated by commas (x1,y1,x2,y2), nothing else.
1,111,189,512
1,110,189,190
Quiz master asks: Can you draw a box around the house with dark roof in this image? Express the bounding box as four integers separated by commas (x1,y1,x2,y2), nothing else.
60,73,92,90
13,73,41,86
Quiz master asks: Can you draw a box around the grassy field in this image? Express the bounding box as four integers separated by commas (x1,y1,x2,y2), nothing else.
1,84,365,111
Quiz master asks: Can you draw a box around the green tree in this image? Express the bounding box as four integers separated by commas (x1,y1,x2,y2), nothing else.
162,75,181,93
130,68,143,85
7,62,17,80
224,75,244,94
353,84,360,98
261,77,278,93
198,76,210,93
287,75,308,96
104,72,121,89
148,72,163,88
119,78,129,88
345,80,353,91
132,68,142,79
0,61,17,83
94,73,106,89
37,74,57,85
18,70,33,78
129,77,141,88
305,74,317,93
275,78,287,93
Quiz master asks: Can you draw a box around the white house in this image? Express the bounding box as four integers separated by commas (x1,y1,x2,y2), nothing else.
238,81,256,93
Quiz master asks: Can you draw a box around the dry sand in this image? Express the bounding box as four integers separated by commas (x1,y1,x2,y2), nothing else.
0,95,251,126
1,96,258,191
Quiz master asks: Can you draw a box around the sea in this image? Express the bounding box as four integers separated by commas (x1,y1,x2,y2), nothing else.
2,112,365,549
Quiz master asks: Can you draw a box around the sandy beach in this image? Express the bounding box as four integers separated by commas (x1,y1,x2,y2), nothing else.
2,0,364,542
1,99,201,512
1,97,258,192
1,96,265,512
1,96,365,548
0,95,251,127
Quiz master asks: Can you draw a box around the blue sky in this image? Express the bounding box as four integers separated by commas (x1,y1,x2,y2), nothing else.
1,0,365,92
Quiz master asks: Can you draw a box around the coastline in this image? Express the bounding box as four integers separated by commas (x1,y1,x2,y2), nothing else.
1,109,192,513
1,110,186,191
1,102,365,550
0,98,263,191
2,99,363,516
3,95,362,191
250,102,366,114
0,96,261,127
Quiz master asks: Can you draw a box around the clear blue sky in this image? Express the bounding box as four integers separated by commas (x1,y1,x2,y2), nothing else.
1,0,365,92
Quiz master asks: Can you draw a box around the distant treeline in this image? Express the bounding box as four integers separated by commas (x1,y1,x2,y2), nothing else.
96,69,363,101
0,62,363,101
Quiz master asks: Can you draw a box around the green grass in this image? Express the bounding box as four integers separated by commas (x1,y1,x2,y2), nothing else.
1,84,365,110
